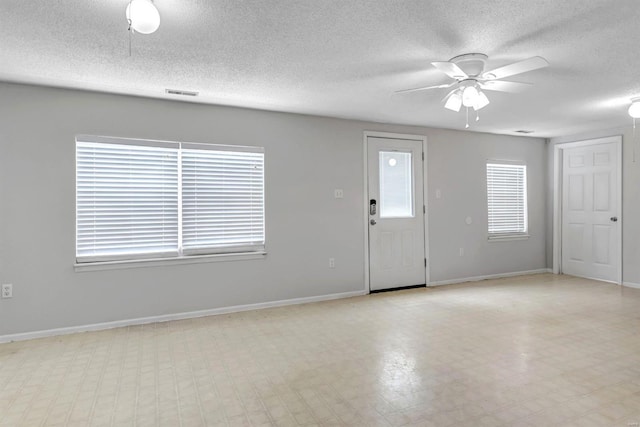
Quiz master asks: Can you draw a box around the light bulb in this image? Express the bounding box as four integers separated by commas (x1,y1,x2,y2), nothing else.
462,86,479,108
629,101,640,118
126,0,160,34
444,92,462,112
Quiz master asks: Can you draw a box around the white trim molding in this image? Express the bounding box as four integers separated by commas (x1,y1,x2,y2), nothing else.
429,268,551,287
0,290,366,344
623,281,640,289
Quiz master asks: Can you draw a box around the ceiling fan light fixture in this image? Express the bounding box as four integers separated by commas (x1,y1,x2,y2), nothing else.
462,85,479,108
628,98,640,118
444,91,463,112
126,0,160,34
473,90,490,111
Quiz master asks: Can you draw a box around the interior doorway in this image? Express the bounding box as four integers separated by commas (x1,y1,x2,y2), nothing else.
553,135,622,284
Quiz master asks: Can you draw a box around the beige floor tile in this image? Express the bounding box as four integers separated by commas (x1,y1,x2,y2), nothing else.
1,274,640,426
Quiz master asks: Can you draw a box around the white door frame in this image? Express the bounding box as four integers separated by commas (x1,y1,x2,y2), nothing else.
552,135,622,284
363,131,429,293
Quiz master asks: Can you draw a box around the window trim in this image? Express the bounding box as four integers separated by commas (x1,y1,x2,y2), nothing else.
75,135,266,267
486,160,529,241
73,251,266,272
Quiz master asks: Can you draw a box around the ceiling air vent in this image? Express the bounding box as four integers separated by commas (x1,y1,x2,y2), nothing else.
515,130,534,134
165,89,199,97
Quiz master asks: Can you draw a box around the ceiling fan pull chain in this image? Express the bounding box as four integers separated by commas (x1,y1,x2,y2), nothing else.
128,20,133,57
465,107,469,129
127,0,134,57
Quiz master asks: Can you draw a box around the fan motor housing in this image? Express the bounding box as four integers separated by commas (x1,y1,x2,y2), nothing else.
449,53,488,78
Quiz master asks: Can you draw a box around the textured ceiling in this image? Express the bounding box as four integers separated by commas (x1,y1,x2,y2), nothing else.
1,0,639,137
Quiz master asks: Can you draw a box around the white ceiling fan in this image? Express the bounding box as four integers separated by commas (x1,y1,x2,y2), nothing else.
397,53,549,127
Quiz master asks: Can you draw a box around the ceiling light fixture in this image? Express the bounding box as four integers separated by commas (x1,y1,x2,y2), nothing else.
444,92,462,112
126,0,160,35
446,82,491,128
629,98,640,119
397,53,549,130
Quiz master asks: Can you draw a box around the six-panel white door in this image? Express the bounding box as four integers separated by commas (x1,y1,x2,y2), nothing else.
562,142,620,283
367,137,426,291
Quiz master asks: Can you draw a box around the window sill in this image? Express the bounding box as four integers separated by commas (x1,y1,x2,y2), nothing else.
74,251,267,272
488,234,529,242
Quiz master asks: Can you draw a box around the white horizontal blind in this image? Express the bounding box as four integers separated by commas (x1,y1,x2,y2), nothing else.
181,145,265,254
487,163,528,236
76,140,179,262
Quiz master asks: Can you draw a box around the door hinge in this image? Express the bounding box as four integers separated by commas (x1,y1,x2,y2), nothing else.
422,152,424,161
423,205,426,214
424,258,427,267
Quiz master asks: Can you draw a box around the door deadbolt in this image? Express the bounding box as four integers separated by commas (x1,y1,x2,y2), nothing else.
370,219,377,226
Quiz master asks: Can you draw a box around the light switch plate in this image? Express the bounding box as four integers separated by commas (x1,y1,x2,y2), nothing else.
1,284,12,299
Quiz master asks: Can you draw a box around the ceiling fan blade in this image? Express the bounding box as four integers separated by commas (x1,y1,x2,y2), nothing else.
482,56,549,80
395,82,455,94
480,80,532,93
431,61,468,80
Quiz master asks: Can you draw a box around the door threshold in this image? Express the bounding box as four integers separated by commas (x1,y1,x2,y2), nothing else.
370,284,426,294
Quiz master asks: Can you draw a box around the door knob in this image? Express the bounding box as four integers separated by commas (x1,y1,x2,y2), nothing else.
370,219,377,226
610,216,618,222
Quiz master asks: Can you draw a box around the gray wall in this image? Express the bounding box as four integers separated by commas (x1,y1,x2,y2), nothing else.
0,82,547,336
548,127,640,285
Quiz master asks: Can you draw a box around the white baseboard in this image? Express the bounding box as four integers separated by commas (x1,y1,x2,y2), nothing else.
428,268,552,287
0,290,367,344
623,281,640,289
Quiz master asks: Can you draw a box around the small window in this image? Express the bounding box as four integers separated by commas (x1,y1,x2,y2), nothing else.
486,162,528,238
76,136,265,263
379,151,413,218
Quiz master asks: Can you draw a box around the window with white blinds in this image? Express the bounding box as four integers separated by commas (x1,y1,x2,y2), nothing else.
486,162,528,238
181,143,265,255
76,136,265,263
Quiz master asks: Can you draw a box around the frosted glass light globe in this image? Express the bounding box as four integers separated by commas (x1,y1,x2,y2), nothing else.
628,101,640,118
462,86,479,108
126,0,160,34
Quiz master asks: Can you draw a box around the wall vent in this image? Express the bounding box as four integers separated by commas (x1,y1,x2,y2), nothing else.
165,89,199,97
515,130,534,134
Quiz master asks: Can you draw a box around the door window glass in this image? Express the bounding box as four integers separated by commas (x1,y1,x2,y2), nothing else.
379,151,413,218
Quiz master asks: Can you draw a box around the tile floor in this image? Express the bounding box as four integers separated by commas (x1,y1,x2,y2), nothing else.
1,274,640,426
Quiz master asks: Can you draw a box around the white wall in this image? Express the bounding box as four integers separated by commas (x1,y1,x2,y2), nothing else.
0,82,547,337
548,126,640,285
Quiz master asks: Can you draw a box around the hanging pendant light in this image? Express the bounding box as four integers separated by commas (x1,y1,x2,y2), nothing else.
126,0,160,34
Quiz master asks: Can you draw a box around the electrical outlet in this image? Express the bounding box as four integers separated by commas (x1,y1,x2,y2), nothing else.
334,189,344,199
329,258,335,268
1,284,12,299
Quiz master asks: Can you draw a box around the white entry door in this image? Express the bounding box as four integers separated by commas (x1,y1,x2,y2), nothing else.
367,137,426,291
562,141,621,283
